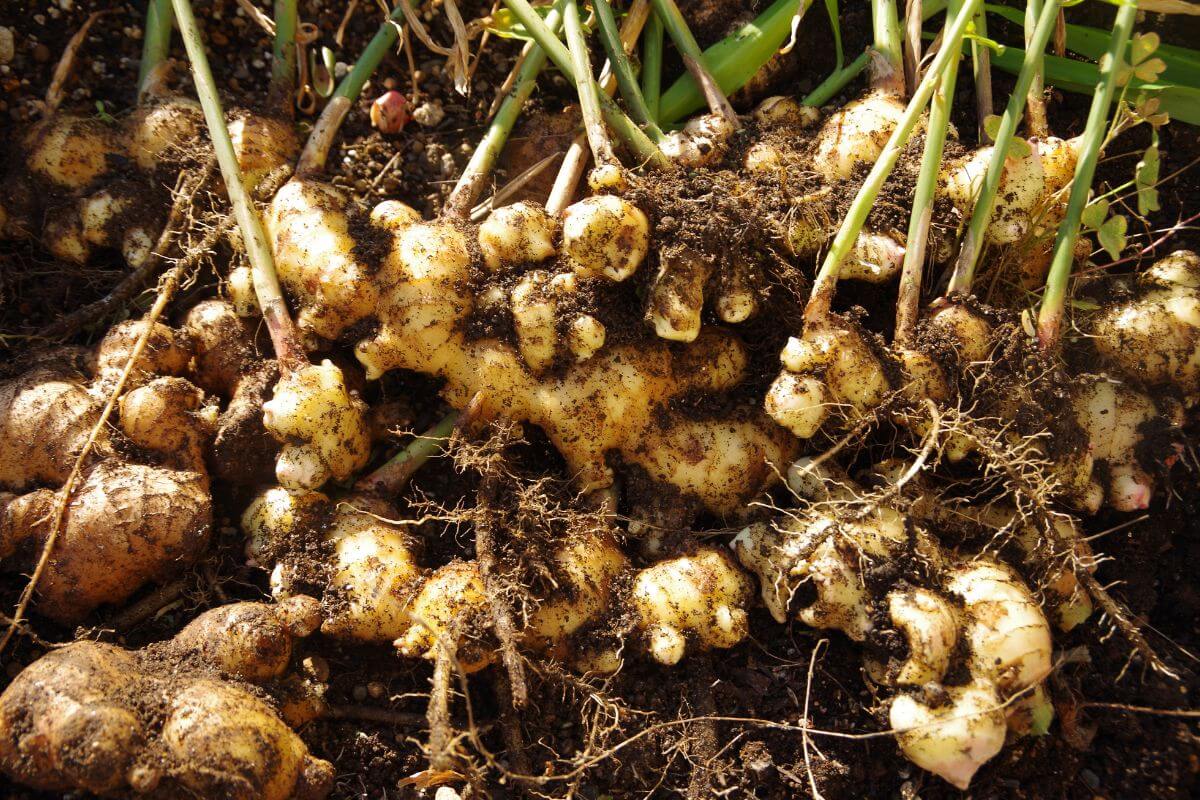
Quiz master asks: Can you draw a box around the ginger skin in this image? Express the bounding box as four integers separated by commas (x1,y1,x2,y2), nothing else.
0,598,333,800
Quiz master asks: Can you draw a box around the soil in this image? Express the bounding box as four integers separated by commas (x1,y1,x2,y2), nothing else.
1,2,1199,799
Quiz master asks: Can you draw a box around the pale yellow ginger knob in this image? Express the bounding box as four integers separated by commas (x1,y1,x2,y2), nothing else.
562,195,650,282
263,360,371,490
630,547,752,665
890,680,1007,790
478,201,558,271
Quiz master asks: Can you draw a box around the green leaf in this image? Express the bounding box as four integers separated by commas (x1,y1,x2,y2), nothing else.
1134,56,1168,82
1098,214,1128,259
1131,32,1161,64
487,5,557,40
1135,132,1162,215
964,29,1005,54
1081,198,1110,230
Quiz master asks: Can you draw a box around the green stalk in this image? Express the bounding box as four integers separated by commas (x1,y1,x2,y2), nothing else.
649,0,737,121
945,0,1060,296
642,10,664,120
802,49,870,107
1036,1,1138,350
565,0,618,167
445,3,563,219
872,0,905,94
298,2,410,174
971,7,994,141
501,0,667,168
355,411,460,495
271,0,298,110
170,0,307,372
596,0,663,138
137,0,176,102
806,0,984,322
657,0,805,124
896,0,963,345
1025,0,1049,137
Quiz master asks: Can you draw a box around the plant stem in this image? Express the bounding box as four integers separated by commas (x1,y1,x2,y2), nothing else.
657,0,807,124
137,0,175,103
444,3,563,219
171,0,307,373
1025,0,1049,138
806,0,983,323
548,1,653,215
270,0,298,112
595,0,662,138
945,0,1060,297
355,411,460,495
872,0,906,94
649,0,737,123
501,0,667,168
896,0,963,345
903,0,923,96
802,49,870,107
564,0,618,168
298,1,408,174
642,9,664,120
971,6,994,141
1036,1,1137,351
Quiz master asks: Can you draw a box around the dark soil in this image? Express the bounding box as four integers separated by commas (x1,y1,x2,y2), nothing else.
1,1,1198,799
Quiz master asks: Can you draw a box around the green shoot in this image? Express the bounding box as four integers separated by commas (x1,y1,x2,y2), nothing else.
137,0,175,103
802,50,870,106
444,2,564,219
657,0,808,124
501,0,667,168
1036,1,1139,350
896,0,964,345
298,2,410,174
595,0,663,138
945,0,1060,297
564,0,618,167
355,411,460,495
825,0,845,69
971,7,994,141
170,0,307,372
642,10,665,120
807,0,984,322
649,0,737,122
1025,0,1048,137
271,0,298,110
872,0,905,94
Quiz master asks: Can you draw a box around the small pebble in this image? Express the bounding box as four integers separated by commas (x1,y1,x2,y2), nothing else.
367,681,386,699
334,61,348,79
57,0,73,10
1080,769,1101,790
412,101,444,127
33,44,51,63
33,14,46,26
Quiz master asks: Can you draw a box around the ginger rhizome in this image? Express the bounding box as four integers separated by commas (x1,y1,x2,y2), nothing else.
242,482,758,673
0,319,216,623
1,96,297,267
267,177,793,516
0,597,333,799
735,459,1062,789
